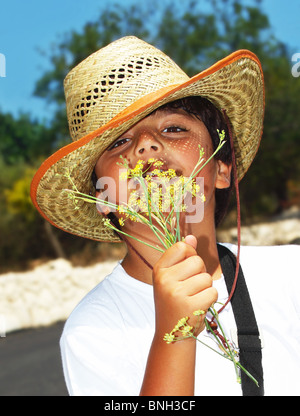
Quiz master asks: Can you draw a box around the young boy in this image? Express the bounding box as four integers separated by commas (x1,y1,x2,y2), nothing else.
31,36,300,396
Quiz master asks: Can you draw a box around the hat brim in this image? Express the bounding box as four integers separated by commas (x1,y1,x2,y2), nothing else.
31,49,264,242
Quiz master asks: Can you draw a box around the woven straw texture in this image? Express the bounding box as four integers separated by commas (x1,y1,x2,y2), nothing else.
31,36,264,242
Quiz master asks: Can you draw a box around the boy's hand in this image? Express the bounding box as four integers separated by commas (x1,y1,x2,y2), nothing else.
152,236,218,338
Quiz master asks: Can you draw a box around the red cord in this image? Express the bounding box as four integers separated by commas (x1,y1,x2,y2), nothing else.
216,110,241,315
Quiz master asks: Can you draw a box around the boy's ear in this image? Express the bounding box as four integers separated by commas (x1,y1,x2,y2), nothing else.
215,161,232,189
95,190,111,216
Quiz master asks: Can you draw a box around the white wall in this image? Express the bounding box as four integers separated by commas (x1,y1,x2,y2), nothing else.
0,259,117,334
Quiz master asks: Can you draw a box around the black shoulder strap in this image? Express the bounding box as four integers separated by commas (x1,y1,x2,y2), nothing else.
217,244,264,396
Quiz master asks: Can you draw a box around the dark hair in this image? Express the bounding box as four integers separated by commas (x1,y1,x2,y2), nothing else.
92,96,233,227
158,96,233,227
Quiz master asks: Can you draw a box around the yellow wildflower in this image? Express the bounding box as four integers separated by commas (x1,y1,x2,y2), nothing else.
176,317,189,328
181,204,187,212
193,309,205,316
153,160,164,167
118,218,125,227
119,168,129,181
163,333,175,344
103,218,111,227
167,168,176,178
181,325,193,337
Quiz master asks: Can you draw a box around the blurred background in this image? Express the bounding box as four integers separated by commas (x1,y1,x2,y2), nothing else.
0,0,299,396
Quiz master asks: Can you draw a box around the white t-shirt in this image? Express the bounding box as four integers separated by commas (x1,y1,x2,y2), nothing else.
60,243,300,396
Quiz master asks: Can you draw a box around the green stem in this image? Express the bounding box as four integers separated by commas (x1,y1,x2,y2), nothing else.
208,307,241,382
184,138,226,190
106,223,165,253
206,306,258,386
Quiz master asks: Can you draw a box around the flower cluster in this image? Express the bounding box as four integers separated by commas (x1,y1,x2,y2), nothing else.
163,310,205,344
163,305,258,386
115,155,205,230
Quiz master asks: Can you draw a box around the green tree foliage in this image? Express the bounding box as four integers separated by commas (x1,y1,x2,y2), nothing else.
0,112,54,164
0,114,61,271
4,167,37,221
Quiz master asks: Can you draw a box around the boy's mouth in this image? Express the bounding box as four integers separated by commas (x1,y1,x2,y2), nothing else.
143,169,164,178
142,162,183,178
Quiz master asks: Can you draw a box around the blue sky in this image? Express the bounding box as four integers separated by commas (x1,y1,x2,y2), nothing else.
0,0,299,122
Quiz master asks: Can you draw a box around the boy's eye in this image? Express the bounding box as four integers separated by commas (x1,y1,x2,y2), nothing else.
162,126,187,133
108,137,130,151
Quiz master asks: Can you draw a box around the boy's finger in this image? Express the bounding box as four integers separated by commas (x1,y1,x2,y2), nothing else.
177,273,213,295
155,240,197,270
168,255,207,281
184,235,197,250
191,287,219,311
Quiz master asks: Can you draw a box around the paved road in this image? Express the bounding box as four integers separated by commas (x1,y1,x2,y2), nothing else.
0,321,68,396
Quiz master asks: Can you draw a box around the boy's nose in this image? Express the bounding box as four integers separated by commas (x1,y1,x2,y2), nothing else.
134,132,163,157
138,144,158,154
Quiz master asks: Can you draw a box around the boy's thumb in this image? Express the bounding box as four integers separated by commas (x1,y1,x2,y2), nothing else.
184,235,197,250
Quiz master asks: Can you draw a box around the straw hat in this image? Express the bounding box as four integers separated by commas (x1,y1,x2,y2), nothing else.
30,36,264,242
